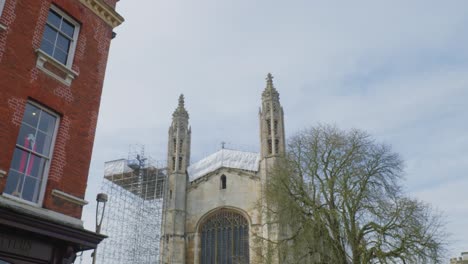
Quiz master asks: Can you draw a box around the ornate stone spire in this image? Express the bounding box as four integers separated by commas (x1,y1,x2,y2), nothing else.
179,94,184,107
262,73,279,100
168,94,190,173
266,73,274,88
173,94,189,118
162,93,191,263
259,73,285,158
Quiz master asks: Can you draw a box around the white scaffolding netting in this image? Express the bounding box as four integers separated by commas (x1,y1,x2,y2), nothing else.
98,156,166,264
188,149,260,181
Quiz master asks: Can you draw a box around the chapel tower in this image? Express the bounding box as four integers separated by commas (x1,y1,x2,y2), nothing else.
160,94,191,264
259,73,286,160
258,73,285,263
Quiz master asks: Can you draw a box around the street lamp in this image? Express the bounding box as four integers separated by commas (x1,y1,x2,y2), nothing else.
92,193,108,264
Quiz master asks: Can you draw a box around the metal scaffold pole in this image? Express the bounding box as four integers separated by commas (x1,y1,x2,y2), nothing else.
97,145,166,264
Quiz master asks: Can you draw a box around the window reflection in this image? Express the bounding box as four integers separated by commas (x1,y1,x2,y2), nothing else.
5,102,58,203
39,8,77,65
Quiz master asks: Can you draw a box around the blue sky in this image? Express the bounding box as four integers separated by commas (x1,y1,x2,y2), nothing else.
80,0,468,262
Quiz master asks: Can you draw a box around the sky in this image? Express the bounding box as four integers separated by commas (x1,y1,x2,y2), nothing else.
80,0,468,262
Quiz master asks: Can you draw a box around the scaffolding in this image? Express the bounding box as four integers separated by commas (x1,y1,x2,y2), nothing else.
98,146,166,264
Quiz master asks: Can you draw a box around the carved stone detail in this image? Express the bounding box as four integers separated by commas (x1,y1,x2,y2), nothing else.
80,0,124,28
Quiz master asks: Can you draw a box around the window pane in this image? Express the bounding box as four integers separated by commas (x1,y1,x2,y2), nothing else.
53,48,68,64
217,228,222,263
47,10,61,28
4,170,24,197
23,103,40,127
205,230,209,263
40,40,54,57
35,131,52,156
22,176,40,202
42,25,58,43
38,111,56,135
25,154,46,178
227,228,232,264
211,229,215,263
16,124,36,151
56,34,70,52
60,19,75,38
10,148,29,173
243,227,249,261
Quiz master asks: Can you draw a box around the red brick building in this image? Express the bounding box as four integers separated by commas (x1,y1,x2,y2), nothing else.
0,0,123,263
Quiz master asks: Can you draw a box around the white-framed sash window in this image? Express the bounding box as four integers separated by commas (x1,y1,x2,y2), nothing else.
4,102,59,205
39,5,80,68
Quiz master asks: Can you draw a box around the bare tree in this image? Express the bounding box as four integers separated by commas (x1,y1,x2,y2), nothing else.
261,124,446,264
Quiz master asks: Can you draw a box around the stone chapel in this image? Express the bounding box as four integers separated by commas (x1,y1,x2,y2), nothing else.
160,74,285,264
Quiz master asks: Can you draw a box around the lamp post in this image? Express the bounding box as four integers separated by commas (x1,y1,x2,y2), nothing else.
92,193,108,264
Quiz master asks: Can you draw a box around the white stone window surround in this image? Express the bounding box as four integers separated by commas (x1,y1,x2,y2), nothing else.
3,101,60,207
36,5,80,86
36,49,79,86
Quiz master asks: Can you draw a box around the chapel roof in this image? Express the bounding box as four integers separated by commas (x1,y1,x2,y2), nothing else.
187,149,260,181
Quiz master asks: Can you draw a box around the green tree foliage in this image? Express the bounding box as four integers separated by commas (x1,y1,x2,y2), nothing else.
262,125,446,264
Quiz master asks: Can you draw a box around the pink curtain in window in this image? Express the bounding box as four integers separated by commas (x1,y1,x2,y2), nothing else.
19,135,37,176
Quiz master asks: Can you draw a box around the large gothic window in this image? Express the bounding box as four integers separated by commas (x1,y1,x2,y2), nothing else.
200,210,249,264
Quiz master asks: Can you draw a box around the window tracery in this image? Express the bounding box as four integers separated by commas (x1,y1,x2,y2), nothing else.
200,210,249,264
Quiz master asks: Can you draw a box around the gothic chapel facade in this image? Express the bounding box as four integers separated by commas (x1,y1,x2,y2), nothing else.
160,74,285,264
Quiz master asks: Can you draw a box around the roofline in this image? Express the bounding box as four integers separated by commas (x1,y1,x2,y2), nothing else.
188,148,259,167
189,166,259,183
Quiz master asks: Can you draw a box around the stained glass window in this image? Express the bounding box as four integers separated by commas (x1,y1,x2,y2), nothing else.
201,210,249,264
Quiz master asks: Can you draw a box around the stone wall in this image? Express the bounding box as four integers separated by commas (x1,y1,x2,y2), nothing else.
185,168,263,264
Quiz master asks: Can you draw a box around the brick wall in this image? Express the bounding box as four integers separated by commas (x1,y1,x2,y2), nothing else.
0,0,117,218
0,0,17,63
